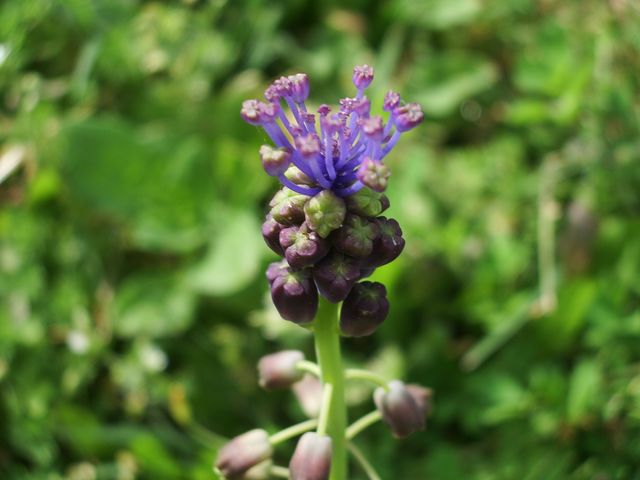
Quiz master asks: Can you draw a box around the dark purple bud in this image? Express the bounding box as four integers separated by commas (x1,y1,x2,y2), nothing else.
293,375,323,418
270,268,318,324
257,350,305,390
304,190,346,238
269,188,308,226
393,103,424,132
215,429,273,480
266,260,288,285
360,116,384,141
331,214,379,258
288,73,310,102
259,145,291,177
289,432,332,480
383,90,401,111
312,252,361,303
356,157,391,193
359,266,375,279
295,134,321,157
279,223,329,269
339,281,389,337
405,384,434,419
345,189,390,217
352,64,374,89
262,215,286,256
374,381,425,438
285,165,317,187
361,217,405,268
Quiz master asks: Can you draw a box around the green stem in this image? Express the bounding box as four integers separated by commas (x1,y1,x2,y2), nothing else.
296,360,321,377
269,418,318,445
345,369,389,390
346,410,382,440
348,442,382,480
313,298,347,480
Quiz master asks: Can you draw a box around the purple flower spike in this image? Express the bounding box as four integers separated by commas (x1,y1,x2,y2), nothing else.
215,429,273,480
356,157,391,192
374,381,426,438
312,252,362,303
261,215,286,256
332,214,379,257
289,432,332,480
339,281,389,337
279,223,329,269
270,267,318,324
393,103,424,132
240,65,423,198
259,145,291,177
257,350,305,390
353,64,374,90
361,217,405,268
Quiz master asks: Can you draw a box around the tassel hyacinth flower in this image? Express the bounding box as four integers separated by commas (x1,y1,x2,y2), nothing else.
216,65,432,480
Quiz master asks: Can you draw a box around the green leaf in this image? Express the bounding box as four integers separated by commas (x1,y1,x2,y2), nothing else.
566,360,602,425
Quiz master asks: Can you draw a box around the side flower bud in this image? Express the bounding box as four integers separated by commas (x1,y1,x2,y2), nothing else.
361,217,405,268
393,103,424,132
261,215,286,256
257,350,304,390
356,157,391,192
215,429,273,480
289,432,332,480
304,190,346,238
374,381,427,439
269,188,308,226
312,252,361,303
345,189,389,217
279,223,329,269
352,64,374,90
331,214,379,257
259,145,291,177
270,268,318,324
285,165,317,187
339,281,389,337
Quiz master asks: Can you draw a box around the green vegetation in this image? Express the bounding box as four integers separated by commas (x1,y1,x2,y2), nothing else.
1,0,639,478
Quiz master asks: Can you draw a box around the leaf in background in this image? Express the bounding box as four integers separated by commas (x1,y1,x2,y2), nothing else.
566,360,602,425
392,0,480,29
188,209,263,296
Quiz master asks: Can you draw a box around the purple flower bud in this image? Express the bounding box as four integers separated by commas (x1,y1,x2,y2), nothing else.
269,188,308,226
285,165,317,187
352,64,374,90
215,429,273,480
345,188,390,218
361,217,405,268
240,100,262,125
259,145,291,177
257,350,305,390
266,260,288,285
352,96,370,116
331,214,379,258
312,252,361,303
359,266,375,279
270,267,318,324
289,432,332,480
279,223,329,269
293,375,323,418
339,281,389,337
374,381,426,438
288,73,310,102
295,134,321,157
304,190,346,238
356,157,391,193
360,116,384,140
383,90,401,111
405,384,434,419
317,104,331,117
393,102,424,132
262,215,286,256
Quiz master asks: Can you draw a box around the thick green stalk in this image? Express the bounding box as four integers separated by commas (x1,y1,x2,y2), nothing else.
314,298,347,480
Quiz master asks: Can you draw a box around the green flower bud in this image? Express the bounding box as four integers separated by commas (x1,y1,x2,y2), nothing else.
269,188,308,226
331,214,379,257
304,190,347,238
285,165,317,187
346,188,390,217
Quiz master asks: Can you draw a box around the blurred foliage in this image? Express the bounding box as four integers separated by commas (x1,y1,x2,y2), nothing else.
1,0,640,479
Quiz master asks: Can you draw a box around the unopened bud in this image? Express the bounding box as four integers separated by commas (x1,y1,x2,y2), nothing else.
331,214,379,257
257,350,305,390
259,145,291,177
285,166,317,187
393,103,424,132
339,281,389,337
304,190,346,238
374,381,425,439
293,375,324,418
269,188,308,226
262,215,286,256
356,157,391,192
266,260,288,285
361,217,405,268
270,268,318,324
279,223,329,269
345,189,389,217
312,252,361,303
289,432,332,480
215,429,273,480
352,64,374,90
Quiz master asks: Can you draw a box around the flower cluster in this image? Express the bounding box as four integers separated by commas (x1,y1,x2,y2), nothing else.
244,65,422,336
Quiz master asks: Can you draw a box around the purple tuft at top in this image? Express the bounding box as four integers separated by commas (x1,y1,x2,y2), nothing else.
240,65,424,197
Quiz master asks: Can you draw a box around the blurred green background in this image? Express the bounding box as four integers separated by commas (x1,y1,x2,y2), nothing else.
1,0,640,478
